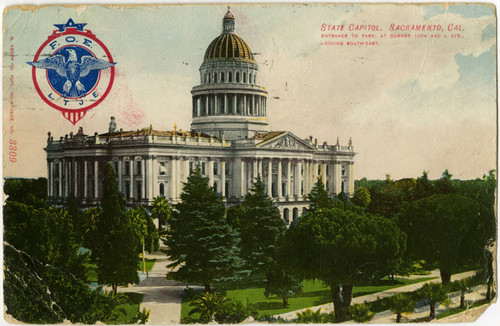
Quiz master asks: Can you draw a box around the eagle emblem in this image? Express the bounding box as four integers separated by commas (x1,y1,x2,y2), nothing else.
29,18,116,124
28,48,116,98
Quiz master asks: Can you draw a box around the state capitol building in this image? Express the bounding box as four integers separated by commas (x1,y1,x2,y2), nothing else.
45,9,356,224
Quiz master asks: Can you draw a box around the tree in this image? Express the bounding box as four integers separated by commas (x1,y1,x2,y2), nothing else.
390,293,415,323
265,266,303,306
307,176,333,211
434,169,454,194
165,167,245,292
351,186,371,208
399,194,482,283
281,207,405,322
227,177,285,275
129,206,149,273
418,283,449,319
93,163,139,294
456,278,472,309
151,196,171,229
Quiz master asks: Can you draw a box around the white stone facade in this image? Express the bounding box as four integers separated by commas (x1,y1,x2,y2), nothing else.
44,10,356,224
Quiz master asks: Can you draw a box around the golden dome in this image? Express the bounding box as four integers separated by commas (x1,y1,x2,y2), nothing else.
204,33,255,63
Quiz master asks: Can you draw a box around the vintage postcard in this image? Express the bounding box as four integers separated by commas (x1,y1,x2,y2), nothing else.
2,2,498,325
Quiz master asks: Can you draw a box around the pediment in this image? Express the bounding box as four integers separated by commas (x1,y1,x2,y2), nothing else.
257,132,314,150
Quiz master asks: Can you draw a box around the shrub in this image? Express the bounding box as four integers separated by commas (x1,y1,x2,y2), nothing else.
348,303,374,322
189,292,227,323
295,309,323,323
214,299,257,324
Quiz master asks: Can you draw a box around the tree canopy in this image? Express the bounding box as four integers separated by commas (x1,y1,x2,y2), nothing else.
281,206,405,322
91,163,139,294
227,177,285,275
398,193,486,283
165,167,246,292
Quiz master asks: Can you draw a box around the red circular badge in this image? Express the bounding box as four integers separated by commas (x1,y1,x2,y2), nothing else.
29,19,116,125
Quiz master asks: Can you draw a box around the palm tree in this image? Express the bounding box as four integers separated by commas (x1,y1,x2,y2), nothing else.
419,283,449,319
456,278,472,309
189,292,227,323
151,196,171,230
390,293,415,323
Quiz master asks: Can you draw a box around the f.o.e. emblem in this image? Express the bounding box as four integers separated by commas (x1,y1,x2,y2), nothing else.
28,19,116,124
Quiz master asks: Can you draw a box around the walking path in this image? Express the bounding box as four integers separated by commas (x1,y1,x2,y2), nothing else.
275,270,477,321
118,245,186,324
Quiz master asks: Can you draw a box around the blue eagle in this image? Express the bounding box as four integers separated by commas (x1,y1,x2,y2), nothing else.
28,48,116,98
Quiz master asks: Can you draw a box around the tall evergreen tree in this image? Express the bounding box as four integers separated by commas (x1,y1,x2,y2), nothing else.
166,167,245,292
94,163,139,294
228,177,285,275
307,176,333,211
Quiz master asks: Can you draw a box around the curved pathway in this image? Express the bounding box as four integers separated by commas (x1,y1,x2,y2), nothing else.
275,270,477,321
118,248,186,324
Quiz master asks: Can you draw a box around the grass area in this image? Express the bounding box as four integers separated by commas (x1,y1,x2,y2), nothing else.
138,258,156,273
436,299,490,319
108,292,143,324
181,276,437,319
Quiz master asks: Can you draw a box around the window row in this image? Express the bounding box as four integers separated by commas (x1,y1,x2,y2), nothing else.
202,70,257,85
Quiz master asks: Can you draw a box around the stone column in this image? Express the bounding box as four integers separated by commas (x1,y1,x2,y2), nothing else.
170,157,177,201
94,160,99,199
118,160,123,192
267,160,272,197
321,163,327,187
148,157,154,200
295,162,302,198
277,160,282,199
140,158,145,200
233,94,237,114
333,162,342,194
221,161,226,198
214,94,218,114
243,95,247,115
83,160,88,198
258,158,263,179
208,159,214,187
129,159,134,200
241,160,246,196
58,161,62,198
252,159,258,184
347,162,355,195
252,95,255,115
74,160,78,197
286,160,292,199
48,161,53,198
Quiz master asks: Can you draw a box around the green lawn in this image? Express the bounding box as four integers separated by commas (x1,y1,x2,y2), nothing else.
107,292,143,324
138,258,156,273
437,299,490,320
181,276,437,319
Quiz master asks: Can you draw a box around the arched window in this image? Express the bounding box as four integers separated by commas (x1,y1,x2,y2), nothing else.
214,182,218,194
159,183,165,196
249,73,253,84
228,72,232,82
236,72,240,82
284,208,290,225
293,208,299,223
221,72,225,83
243,72,247,83
254,74,257,83
213,72,217,83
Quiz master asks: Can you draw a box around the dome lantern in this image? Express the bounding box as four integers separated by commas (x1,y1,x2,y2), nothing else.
223,7,235,33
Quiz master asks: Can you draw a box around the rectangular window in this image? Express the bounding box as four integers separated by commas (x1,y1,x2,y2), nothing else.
326,165,329,176
214,162,218,176
124,161,130,175
136,161,142,175
202,162,206,175
225,162,230,176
